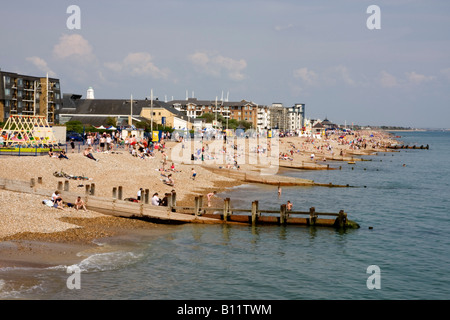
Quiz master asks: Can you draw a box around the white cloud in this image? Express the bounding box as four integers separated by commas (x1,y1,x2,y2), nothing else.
53,34,95,61
105,52,169,79
380,70,399,88
440,68,450,80
274,24,294,32
293,67,318,85
26,56,57,77
188,52,247,81
405,71,435,85
332,65,355,86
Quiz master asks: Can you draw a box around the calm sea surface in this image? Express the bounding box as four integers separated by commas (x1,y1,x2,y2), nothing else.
1,131,449,300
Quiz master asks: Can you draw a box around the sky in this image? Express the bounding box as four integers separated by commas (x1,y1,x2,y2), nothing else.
1,0,450,128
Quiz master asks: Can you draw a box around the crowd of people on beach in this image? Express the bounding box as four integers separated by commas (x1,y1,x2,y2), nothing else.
42,127,398,214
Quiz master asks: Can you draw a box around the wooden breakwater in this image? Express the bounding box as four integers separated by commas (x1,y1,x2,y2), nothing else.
387,144,429,150
175,196,359,229
0,177,359,229
203,166,351,188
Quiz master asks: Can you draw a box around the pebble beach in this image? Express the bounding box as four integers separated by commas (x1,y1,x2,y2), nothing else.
0,130,399,268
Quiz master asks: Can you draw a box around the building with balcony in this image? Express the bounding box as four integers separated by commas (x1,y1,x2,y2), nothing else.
168,98,262,130
0,70,62,124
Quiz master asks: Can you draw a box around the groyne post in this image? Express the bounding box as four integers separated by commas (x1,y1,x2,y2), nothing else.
85,184,90,195
194,196,201,216
112,187,117,199
118,186,123,200
30,178,35,188
64,180,70,192
90,183,95,196
171,191,177,208
251,200,259,225
37,177,42,184
57,181,63,191
223,198,230,221
309,207,317,226
337,210,347,228
144,189,149,204
280,204,287,225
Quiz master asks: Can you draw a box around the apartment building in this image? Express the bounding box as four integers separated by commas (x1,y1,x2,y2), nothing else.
0,70,62,124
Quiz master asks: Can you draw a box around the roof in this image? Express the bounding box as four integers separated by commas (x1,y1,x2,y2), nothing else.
60,95,195,124
313,122,325,128
168,98,257,108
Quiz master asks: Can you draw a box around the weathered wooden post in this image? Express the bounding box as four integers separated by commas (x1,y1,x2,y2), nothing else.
30,178,35,188
198,195,203,214
171,191,177,209
118,186,123,200
64,180,70,192
223,198,230,221
57,181,63,191
337,210,347,228
85,184,90,195
90,183,95,196
112,187,117,199
280,204,287,225
194,196,200,216
251,200,259,225
309,207,316,226
167,193,173,211
144,189,150,204
37,177,42,184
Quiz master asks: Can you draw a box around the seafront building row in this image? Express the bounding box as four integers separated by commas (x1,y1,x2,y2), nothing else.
0,70,336,134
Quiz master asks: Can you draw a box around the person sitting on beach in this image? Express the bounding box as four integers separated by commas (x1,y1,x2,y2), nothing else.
58,150,69,160
151,193,161,206
83,148,98,161
52,191,62,203
75,196,87,211
164,174,175,187
54,198,64,210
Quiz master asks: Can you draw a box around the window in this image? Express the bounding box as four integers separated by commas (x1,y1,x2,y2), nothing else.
4,76,10,84
5,88,11,96
17,78,23,86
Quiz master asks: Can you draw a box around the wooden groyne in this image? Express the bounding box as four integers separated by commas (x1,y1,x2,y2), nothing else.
0,177,359,229
203,166,352,188
387,144,429,150
176,196,360,229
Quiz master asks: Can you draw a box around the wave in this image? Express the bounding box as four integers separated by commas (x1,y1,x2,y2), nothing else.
72,250,145,273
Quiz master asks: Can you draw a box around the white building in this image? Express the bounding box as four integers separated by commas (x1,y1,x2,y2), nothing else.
86,87,95,100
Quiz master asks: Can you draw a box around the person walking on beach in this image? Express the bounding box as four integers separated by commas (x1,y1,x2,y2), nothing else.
206,191,217,207
278,184,282,198
137,188,143,202
70,139,75,153
191,168,197,180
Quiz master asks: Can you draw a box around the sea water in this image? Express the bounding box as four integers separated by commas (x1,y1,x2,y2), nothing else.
1,131,449,300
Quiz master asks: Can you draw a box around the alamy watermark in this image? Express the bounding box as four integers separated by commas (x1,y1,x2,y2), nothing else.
366,265,381,290
66,265,81,290
367,5,381,30
66,5,81,30
168,130,280,175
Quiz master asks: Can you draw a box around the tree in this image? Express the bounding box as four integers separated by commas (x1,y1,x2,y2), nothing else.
106,117,117,127
65,120,84,133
